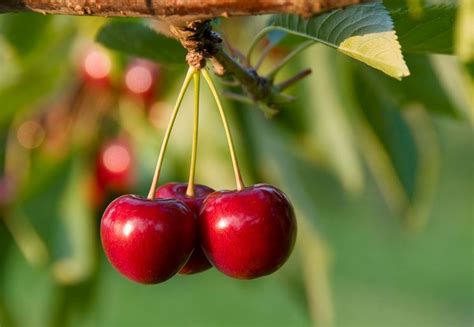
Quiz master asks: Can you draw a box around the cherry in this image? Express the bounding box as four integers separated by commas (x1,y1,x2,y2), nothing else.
95,138,135,194
200,184,296,279
155,182,214,274
100,194,196,284
79,48,112,88
124,59,160,104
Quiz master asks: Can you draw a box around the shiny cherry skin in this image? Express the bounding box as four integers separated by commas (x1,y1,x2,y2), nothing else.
200,184,297,279
156,182,214,274
100,194,196,284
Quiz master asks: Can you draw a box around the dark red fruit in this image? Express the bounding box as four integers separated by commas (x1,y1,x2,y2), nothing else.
100,194,196,284
156,182,214,274
200,184,297,279
95,138,135,194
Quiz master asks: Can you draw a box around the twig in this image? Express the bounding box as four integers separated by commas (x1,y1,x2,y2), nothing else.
276,68,312,91
0,0,365,19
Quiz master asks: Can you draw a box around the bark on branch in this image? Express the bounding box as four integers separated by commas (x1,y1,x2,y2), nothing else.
0,0,363,19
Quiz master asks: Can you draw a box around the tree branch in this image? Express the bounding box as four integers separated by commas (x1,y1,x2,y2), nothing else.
0,0,364,19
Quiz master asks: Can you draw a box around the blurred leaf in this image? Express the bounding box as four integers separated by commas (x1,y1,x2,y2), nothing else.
268,3,410,79
351,63,440,223
96,22,186,65
354,66,417,201
0,18,76,125
300,45,364,194
357,54,461,118
456,0,474,106
391,4,457,54
52,156,97,285
455,0,474,62
402,107,440,230
0,13,52,57
3,209,49,268
298,215,334,326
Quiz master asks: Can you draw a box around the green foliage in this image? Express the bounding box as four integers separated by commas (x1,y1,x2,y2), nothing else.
96,22,186,65
455,0,474,61
391,4,457,54
267,2,410,79
359,54,461,118
0,16,76,125
0,14,52,57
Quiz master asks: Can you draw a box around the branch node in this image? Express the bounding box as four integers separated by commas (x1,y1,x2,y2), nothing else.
171,20,222,69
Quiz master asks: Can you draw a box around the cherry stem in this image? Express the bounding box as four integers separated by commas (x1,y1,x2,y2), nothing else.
275,68,312,91
202,69,245,191
147,66,195,199
186,70,201,197
254,41,276,71
266,40,313,79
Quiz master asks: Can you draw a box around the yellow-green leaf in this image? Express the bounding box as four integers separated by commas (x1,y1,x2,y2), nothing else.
268,2,410,79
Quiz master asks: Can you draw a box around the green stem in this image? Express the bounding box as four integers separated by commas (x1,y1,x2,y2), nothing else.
147,66,195,199
275,68,312,91
266,40,314,79
246,28,272,65
186,70,201,197
202,69,245,191
254,41,276,71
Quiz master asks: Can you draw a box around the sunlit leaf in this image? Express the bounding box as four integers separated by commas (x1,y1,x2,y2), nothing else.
268,2,410,79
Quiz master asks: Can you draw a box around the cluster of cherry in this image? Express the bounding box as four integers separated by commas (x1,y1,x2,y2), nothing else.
100,67,297,284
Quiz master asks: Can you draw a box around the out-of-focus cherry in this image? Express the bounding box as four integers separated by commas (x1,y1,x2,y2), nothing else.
124,59,160,104
79,48,112,88
95,137,135,195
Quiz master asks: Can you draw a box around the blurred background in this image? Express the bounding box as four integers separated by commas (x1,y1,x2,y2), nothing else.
0,11,472,327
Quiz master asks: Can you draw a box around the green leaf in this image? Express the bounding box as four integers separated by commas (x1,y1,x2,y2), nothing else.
354,54,461,118
268,2,410,79
53,157,97,284
96,22,186,65
0,13,52,57
300,45,364,194
391,4,457,54
455,0,474,61
351,62,440,227
0,18,76,125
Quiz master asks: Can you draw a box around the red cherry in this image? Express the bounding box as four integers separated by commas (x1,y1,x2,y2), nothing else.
200,184,297,279
124,59,160,104
79,48,112,88
95,138,135,194
100,194,196,284
155,182,214,274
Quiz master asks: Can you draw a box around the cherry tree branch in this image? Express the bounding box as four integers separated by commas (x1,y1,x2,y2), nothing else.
0,0,364,19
